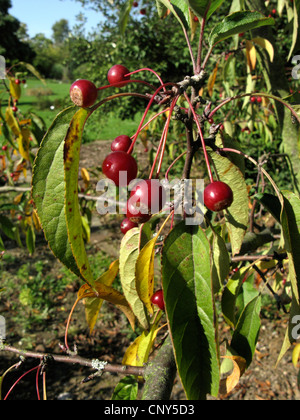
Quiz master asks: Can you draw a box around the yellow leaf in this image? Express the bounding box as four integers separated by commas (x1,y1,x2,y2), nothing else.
207,62,219,97
292,343,300,368
135,237,156,315
189,9,198,41
255,259,276,271
32,209,42,232
77,261,135,333
81,167,90,184
18,127,30,161
219,356,247,396
83,260,120,334
135,214,173,315
19,119,32,127
5,107,21,137
245,40,256,72
122,313,162,367
9,77,21,100
252,37,274,63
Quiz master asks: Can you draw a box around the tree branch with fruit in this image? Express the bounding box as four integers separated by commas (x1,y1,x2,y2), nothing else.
2,0,300,401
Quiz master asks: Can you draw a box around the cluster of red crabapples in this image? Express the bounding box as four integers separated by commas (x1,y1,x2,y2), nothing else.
70,65,234,235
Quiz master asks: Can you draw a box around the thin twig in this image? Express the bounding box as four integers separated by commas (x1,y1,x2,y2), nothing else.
1,345,145,377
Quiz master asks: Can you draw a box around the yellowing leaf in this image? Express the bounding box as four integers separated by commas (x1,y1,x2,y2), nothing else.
78,270,135,332
189,9,199,41
207,62,219,97
120,227,149,330
252,37,274,62
32,209,42,232
219,356,247,396
18,127,30,161
245,40,256,72
135,237,156,315
9,77,21,100
136,214,172,315
122,312,162,367
292,343,300,368
82,259,120,333
81,167,90,186
5,107,20,137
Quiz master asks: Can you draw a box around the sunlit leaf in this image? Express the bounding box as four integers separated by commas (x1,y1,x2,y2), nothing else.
82,260,120,333
32,107,82,279
122,313,161,367
208,12,274,48
63,107,95,287
8,77,21,101
157,0,189,30
245,40,256,72
208,148,249,256
219,355,247,396
78,275,135,331
230,292,261,367
5,107,20,137
252,37,274,62
292,343,300,368
112,376,138,401
120,228,149,330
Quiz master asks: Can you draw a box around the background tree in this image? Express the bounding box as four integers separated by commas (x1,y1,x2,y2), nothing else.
0,0,35,64
52,18,70,45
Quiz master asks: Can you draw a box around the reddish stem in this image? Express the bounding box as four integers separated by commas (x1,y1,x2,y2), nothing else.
184,92,214,183
36,365,41,401
3,365,39,400
127,82,176,155
165,151,187,180
125,68,166,91
97,79,157,91
155,96,179,178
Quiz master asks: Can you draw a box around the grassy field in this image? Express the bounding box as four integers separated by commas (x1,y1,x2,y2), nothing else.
13,78,142,143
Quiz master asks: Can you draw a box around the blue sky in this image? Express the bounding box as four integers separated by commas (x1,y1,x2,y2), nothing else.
10,0,103,38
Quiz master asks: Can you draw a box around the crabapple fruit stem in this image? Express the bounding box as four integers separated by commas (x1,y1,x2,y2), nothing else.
184,92,214,183
125,68,166,92
127,82,176,155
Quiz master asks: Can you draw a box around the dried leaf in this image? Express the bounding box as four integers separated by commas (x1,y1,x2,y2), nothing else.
219,355,247,395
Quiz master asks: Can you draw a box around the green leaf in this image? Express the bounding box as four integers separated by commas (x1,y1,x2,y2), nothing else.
63,107,96,287
119,0,134,36
0,215,16,241
162,221,220,400
211,228,230,294
156,0,168,18
221,266,250,328
255,192,282,223
230,292,261,367
208,11,275,48
119,228,149,330
157,0,189,30
281,191,300,303
187,0,225,20
32,107,82,279
112,376,138,401
26,225,35,255
275,191,300,363
287,0,300,61
18,62,46,85
208,149,249,256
